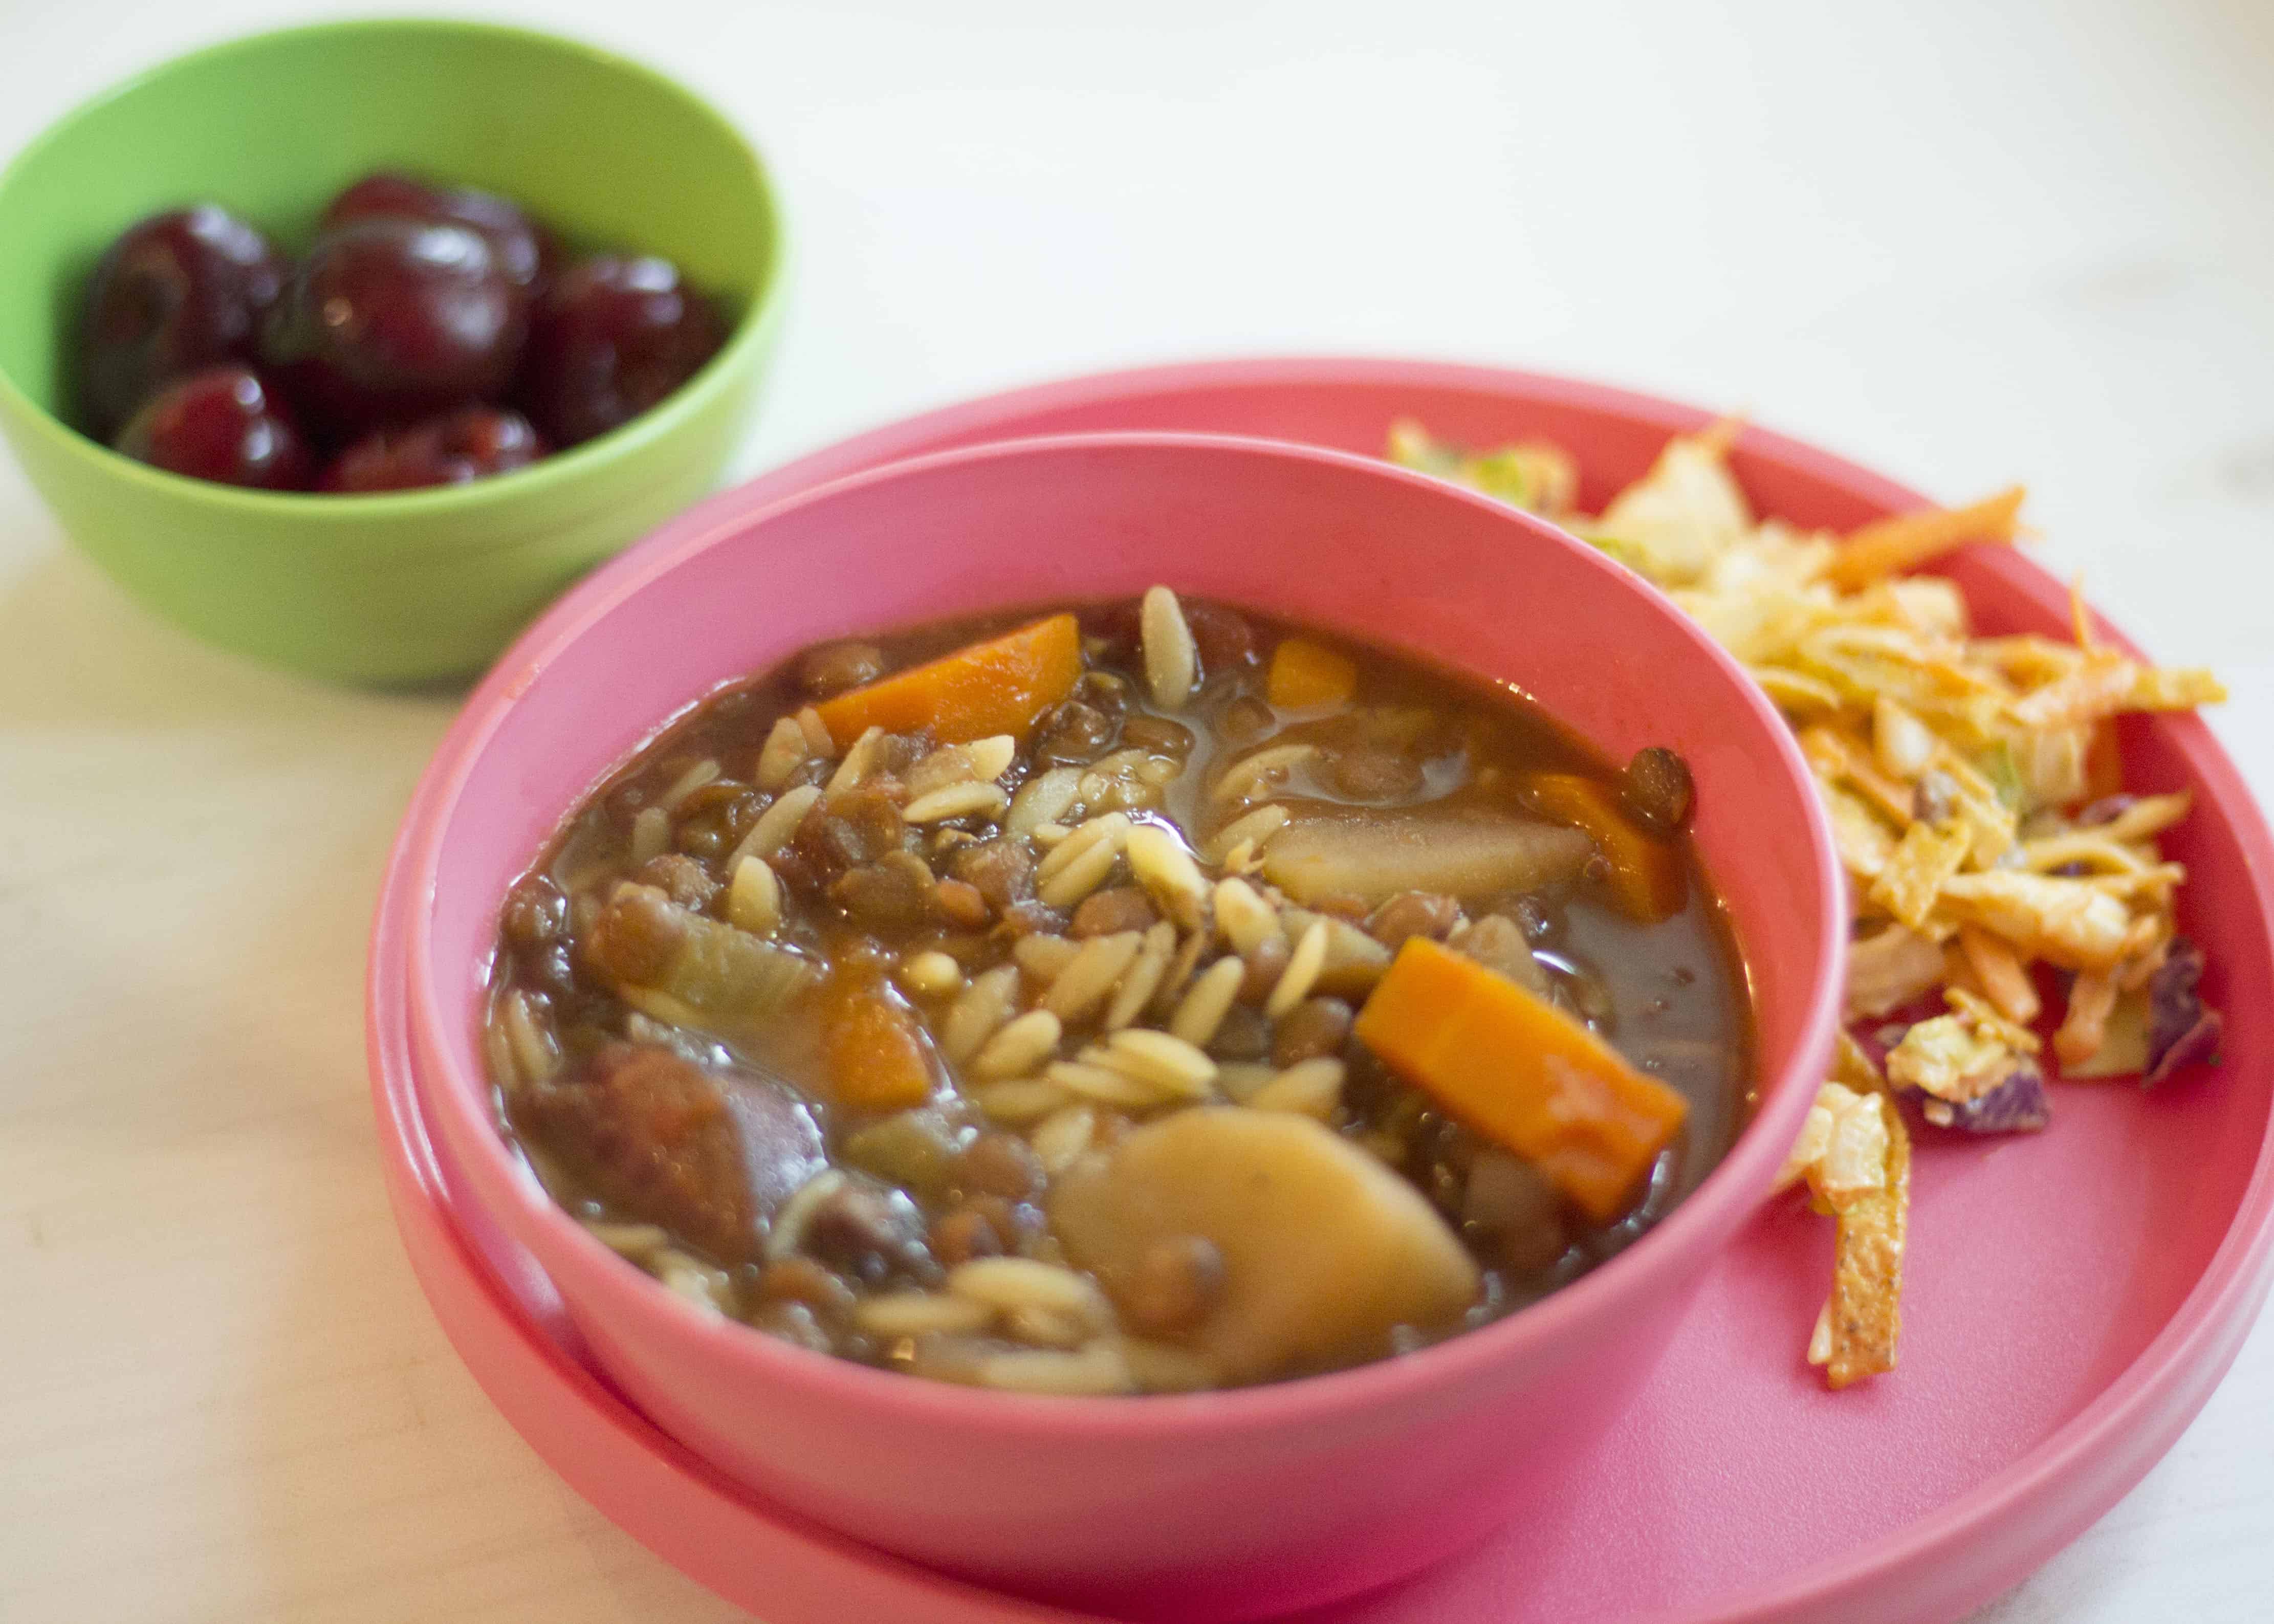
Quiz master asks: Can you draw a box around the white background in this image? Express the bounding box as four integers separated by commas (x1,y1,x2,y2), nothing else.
2,1,2269,1619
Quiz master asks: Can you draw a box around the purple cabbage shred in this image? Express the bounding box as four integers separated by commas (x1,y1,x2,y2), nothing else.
2143,937,2222,1089
1896,1056,2051,1134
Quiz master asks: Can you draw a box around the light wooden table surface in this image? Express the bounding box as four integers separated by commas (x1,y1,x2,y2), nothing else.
3,2,2271,1620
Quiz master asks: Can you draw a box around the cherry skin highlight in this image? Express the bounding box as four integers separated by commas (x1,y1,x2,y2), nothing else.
260,217,529,435
112,365,314,490
321,406,548,492
518,254,724,448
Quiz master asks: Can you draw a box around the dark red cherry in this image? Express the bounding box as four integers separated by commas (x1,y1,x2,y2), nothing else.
260,218,528,435
320,406,548,492
320,171,557,296
112,365,313,490
518,255,725,448
78,206,289,437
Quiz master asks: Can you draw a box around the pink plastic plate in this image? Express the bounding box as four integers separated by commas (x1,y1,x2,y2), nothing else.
368,359,2274,1624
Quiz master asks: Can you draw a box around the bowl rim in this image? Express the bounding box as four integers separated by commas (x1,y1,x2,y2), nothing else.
0,15,790,524
398,426,1847,1434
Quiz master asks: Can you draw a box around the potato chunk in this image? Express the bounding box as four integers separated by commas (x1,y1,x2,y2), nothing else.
1049,1108,1479,1382
1262,808,1591,907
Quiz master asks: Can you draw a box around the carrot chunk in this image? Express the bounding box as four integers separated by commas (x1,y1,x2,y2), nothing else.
1519,772,1687,922
1823,487,2026,590
815,613,1082,748
1267,637,1359,709
1353,938,1689,1220
818,964,936,1113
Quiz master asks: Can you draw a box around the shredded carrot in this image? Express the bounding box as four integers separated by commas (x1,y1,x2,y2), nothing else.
1694,413,1747,460
2053,970,2118,1069
1823,487,2027,591
1956,925,2041,1026
1353,938,1689,1220
2069,574,2098,653
1800,723,1915,828
814,613,1082,748
2083,720,2126,803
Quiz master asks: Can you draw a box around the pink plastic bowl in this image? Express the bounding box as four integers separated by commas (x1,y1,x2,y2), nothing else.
399,432,1845,1621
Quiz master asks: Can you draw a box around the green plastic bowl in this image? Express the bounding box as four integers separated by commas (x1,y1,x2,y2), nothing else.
0,18,788,684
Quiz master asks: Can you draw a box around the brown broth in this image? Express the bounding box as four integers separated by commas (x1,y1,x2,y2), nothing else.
483,592,1754,1391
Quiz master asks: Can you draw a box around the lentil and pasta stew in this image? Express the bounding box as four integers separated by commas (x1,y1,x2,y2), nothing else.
484,589,1754,1394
